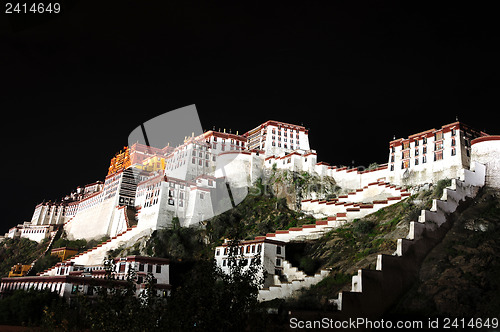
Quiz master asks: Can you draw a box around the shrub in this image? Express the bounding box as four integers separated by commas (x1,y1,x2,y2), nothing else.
353,220,375,235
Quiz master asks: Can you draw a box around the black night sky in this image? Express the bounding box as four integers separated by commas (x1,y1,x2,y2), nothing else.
1,1,498,233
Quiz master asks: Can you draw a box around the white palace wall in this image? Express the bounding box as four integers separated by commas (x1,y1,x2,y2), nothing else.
472,136,500,188
64,172,126,240
215,151,264,188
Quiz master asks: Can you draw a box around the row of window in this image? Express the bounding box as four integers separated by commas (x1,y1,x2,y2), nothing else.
271,127,301,136
392,139,459,162
391,149,457,170
22,228,47,234
222,257,282,268
211,136,245,146
270,135,299,143
217,244,283,256
269,142,296,150
222,257,258,267
191,158,211,167
117,262,163,274
392,129,458,152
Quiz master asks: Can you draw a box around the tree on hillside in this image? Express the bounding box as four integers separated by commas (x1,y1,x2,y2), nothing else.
163,239,266,331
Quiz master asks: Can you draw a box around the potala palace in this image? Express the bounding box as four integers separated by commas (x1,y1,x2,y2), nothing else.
1,106,499,309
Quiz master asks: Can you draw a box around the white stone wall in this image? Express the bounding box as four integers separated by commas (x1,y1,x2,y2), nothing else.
64,188,122,240
183,187,214,227
472,136,500,188
387,128,472,186
20,226,50,242
325,166,389,191
215,239,286,286
215,151,256,188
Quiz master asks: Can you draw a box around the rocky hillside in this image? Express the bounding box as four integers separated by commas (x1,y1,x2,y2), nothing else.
280,183,500,319
262,168,340,210
280,180,454,309
392,186,500,318
0,238,48,277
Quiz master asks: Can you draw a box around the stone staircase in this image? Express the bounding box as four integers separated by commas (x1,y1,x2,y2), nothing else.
258,259,330,301
38,225,152,276
26,227,60,276
331,162,486,317
301,181,410,220
248,180,414,301
261,182,410,243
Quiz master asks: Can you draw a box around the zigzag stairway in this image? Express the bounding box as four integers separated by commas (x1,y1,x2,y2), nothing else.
331,163,485,318
254,180,417,301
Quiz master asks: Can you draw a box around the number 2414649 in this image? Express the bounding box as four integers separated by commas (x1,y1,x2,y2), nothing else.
5,3,61,14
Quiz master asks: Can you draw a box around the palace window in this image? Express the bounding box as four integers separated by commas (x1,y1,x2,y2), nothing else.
148,264,153,273
276,258,281,266
390,164,394,171
415,158,419,165
276,246,282,254
156,265,161,273
402,160,410,169
434,151,443,161
435,132,443,141
423,155,427,163
451,148,456,156
435,141,443,151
